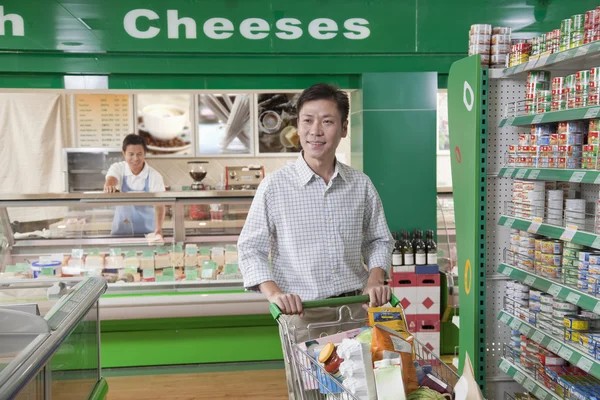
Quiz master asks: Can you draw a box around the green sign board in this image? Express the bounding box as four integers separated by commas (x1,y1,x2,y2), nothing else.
0,1,416,53
448,55,487,388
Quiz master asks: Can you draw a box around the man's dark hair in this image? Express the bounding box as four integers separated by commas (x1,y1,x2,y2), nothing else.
122,134,148,153
297,83,349,123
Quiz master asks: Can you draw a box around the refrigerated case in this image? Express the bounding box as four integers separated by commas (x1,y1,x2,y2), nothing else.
0,277,107,399
0,191,278,368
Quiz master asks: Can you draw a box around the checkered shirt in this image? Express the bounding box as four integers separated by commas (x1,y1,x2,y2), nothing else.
238,155,393,301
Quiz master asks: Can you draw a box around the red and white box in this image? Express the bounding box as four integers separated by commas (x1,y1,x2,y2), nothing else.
415,274,441,316
390,272,417,316
405,315,441,356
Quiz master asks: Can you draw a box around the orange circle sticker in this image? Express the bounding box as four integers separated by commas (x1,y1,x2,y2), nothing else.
464,259,472,295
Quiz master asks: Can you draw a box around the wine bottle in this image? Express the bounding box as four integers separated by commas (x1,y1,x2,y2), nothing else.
426,229,438,265
414,231,427,266
392,232,403,266
402,231,414,266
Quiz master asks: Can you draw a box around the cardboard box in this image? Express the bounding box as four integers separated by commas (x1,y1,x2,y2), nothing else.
416,274,441,315
390,272,417,315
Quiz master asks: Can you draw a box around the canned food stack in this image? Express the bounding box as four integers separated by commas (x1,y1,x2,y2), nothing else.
507,330,521,362
537,238,563,279
562,242,584,288
513,179,545,219
556,181,579,200
491,27,511,68
558,121,585,151
564,313,600,348
517,231,536,272
578,251,600,295
586,253,600,296
529,288,541,323
538,293,555,335
595,6,600,42
519,335,540,369
526,71,551,115
509,43,531,67
505,281,530,318
585,9,598,45
546,189,564,226
565,199,587,230
571,14,586,49
560,18,572,52
507,229,520,266
575,70,590,109
547,29,561,55
596,197,600,234
565,73,577,109
469,24,491,66
588,67,600,106
551,77,566,111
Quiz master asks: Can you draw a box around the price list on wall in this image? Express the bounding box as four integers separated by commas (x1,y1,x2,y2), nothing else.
76,94,132,147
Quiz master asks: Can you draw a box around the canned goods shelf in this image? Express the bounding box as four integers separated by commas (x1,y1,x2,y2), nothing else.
498,263,600,316
499,215,600,250
491,41,600,80
498,358,561,400
499,105,600,127
498,310,600,379
498,167,600,183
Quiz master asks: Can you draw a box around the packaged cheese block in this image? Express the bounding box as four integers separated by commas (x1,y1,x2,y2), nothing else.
123,251,140,268
154,253,170,269
140,250,154,269
185,245,198,267
225,245,238,265
198,247,211,262
170,250,184,267
105,255,124,270
201,260,218,280
85,254,105,269
211,247,225,267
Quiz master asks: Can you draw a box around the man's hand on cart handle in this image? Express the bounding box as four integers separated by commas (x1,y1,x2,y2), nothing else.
269,293,304,317
260,280,304,316
362,267,391,309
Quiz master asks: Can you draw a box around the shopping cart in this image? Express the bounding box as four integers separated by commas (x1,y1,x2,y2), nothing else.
271,294,459,400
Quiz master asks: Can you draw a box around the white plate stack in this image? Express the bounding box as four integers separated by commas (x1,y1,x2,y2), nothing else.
565,199,587,230
547,189,564,226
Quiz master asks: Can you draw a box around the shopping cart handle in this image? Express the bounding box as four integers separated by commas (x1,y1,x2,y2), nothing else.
270,293,401,320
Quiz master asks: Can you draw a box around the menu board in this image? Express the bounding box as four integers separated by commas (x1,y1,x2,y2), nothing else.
76,94,132,148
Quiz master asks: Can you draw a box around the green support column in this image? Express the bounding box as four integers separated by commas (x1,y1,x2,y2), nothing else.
447,56,487,389
361,72,437,233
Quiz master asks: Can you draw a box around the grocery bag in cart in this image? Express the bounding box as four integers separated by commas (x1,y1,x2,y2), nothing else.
271,294,460,400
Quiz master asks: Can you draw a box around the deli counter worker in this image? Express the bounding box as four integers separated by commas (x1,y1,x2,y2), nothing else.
104,134,166,237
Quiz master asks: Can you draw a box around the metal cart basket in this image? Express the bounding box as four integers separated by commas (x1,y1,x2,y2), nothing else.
271,294,459,400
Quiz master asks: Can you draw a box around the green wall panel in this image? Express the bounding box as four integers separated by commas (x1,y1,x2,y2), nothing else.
350,89,364,172
101,326,282,368
99,314,283,368
362,72,437,110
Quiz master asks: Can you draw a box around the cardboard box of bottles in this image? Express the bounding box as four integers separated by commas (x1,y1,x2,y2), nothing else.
406,315,441,356
390,272,418,315
416,274,441,315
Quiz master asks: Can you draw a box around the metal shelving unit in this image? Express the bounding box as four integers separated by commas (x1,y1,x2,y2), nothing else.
498,105,600,127
497,358,561,400
497,310,600,377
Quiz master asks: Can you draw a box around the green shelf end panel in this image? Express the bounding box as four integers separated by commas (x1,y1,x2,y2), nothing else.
498,263,600,315
498,105,600,128
498,215,600,250
498,167,600,183
499,41,600,78
498,358,561,400
497,310,600,378
448,54,487,386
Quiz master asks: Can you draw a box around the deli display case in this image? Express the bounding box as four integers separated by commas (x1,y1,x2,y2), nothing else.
0,191,268,319
0,192,279,369
0,277,107,399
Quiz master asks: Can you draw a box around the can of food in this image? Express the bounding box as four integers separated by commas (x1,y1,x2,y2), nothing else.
562,256,579,267
563,247,578,257
565,328,582,343
579,270,589,280
520,236,536,247
518,259,534,271
572,14,585,30
540,293,554,305
540,303,554,313
578,279,589,290
471,24,492,35
590,264,600,275
541,253,561,266
542,264,561,278
589,255,600,264
541,240,562,254
553,309,571,319
564,315,589,331
579,260,590,270
535,239,545,252
554,299,578,311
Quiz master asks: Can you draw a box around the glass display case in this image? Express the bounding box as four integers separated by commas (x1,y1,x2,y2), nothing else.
0,191,270,321
0,277,107,399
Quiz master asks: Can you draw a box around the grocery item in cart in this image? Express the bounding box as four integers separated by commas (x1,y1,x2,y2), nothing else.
368,307,409,335
371,324,419,394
